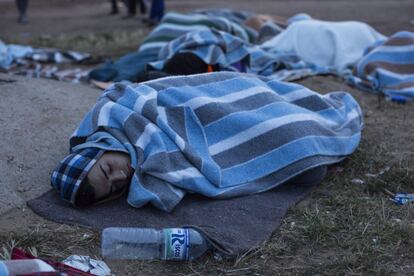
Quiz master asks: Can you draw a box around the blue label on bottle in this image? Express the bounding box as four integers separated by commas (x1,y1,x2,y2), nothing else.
164,228,189,260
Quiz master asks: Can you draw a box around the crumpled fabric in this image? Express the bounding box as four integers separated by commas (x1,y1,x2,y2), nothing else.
261,19,386,73
62,255,111,276
0,40,33,69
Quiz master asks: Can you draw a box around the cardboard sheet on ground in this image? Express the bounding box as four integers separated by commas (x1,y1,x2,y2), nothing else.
28,182,316,255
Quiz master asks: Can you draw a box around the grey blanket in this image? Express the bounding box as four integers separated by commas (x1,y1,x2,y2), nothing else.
28,180,316,256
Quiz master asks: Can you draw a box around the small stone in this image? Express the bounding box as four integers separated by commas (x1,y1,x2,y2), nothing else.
351,178,365,185
213,252,223,261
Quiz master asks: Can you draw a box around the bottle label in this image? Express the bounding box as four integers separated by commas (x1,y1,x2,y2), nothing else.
164,228,189,260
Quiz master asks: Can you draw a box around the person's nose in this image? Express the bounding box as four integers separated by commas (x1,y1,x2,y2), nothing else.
109,169,128,184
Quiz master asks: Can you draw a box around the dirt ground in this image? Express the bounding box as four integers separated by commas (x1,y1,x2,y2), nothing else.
1,0,413,38
0,0,413,275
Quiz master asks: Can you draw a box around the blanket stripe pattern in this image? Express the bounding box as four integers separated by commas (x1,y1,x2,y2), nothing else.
149,29,317,80
139,12,257,54
347,31,414,100
71,72,363,211
190,8,254,25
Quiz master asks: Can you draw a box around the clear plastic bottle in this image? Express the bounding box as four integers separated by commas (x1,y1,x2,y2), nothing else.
101,227,211,260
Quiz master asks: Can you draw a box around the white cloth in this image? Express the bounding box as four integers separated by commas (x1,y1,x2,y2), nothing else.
0,40,33,69
261,20,386,73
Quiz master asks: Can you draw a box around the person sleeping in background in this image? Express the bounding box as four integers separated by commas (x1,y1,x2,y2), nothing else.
135,52,245,83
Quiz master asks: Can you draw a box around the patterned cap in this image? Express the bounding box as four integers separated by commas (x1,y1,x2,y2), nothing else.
50,148,104,205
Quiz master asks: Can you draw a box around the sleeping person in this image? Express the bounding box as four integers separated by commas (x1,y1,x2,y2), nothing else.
135,52,242,83
51,72,363,211
142,15,385,81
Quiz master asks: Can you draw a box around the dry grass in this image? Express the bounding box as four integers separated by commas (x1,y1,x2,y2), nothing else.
0,225,100,261
108,149,413,275
6,30,149,59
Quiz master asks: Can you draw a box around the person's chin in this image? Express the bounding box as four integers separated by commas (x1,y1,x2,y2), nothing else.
93,189,127,206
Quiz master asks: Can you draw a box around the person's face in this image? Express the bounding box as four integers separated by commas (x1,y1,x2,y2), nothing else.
85,151,133,202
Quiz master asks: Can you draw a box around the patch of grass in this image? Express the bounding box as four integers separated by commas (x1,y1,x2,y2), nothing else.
6,30,149,58
366,165,413,195
0,225,100,260
254,156,414,275
159,149,412,275
300,205,338,244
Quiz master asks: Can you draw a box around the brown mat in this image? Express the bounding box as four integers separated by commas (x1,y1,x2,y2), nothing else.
28,181,316,256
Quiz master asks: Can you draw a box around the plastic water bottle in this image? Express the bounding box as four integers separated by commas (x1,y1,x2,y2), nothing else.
101,227,211,260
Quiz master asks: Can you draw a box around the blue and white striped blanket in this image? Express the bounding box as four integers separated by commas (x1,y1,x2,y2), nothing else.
190,8,254,26
139,11,257,54
71,72,363,211
148,18,387,82
149,29,311,79
88,10,258,82
347,31,414,100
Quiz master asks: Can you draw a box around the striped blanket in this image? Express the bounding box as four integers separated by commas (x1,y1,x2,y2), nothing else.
139,11,257,54
347,31,414,100
149,29,310,79
89,10,259,82
190,8,253,25
71,72,363,211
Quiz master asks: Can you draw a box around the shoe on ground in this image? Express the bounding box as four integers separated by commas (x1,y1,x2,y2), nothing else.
18,15,28,24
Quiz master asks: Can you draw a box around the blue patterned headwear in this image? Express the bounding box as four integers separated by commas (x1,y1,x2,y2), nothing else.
50,148,104,205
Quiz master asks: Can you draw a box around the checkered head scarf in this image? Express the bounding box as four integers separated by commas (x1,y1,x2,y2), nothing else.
50,148,104,205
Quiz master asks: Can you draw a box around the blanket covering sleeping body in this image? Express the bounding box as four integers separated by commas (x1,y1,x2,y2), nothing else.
260,19,386,73
148,19,386,82
70,72,363,211
149,29,305,78
348,31,414,100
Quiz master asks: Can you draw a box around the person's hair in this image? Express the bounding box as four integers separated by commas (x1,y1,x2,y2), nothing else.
163,52,210,75
135,70,170,83
74,180,96,208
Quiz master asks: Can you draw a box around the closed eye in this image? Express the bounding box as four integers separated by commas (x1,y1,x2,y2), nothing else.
100,164,108,180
